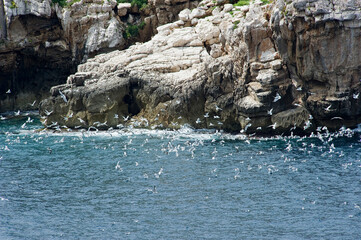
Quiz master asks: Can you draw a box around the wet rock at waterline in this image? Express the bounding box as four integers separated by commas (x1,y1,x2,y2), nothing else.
39,0,361,134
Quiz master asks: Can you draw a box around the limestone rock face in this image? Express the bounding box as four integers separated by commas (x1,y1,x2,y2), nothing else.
39,0,361,134
0,0,126,112
0,0,199,112
1,0,71,112
272,0,361,130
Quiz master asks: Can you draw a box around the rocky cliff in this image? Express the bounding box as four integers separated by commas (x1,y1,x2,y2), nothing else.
0,0,198,112
38,0,361,134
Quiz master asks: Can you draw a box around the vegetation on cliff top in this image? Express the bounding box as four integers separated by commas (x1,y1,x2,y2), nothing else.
52,0,80,8
117,0,148,9
231,0,271,6
232,0,250,6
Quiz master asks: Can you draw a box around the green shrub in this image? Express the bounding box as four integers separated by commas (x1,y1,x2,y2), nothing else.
52,0,67,7
68,0,81,6
233,20,240,29
123,21,146,39
232,0,250,7
10,0,17,9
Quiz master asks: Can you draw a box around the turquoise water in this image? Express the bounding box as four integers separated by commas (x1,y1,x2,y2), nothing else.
0,114,360,239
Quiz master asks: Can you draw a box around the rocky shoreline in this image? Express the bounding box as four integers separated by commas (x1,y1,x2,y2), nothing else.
2,0,361,135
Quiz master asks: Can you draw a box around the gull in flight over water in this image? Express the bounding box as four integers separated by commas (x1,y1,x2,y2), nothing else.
303,120,312,130
78,117,85,124
267,108,273,116
273,93,281,102
325,105,332,111
44,109,53,116
59,90,68,103
244,123,252,131
29,100,36,106
331,117,343,120
268,122,277,129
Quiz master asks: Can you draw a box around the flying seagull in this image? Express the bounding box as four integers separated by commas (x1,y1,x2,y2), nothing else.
59,90,68,103
273,93,281,102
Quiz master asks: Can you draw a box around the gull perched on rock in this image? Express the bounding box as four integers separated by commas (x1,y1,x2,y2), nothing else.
6,89,11,94
353,93,359,99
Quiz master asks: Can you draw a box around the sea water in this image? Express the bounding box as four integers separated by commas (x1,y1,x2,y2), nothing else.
0,114,360,239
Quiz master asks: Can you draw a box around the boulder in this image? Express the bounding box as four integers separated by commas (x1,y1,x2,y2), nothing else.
117,3,131,17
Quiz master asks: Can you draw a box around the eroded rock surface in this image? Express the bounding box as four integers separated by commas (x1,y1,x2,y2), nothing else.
0,0,199,112
39,0,361,134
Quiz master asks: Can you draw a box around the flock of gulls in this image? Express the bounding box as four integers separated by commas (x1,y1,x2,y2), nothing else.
2,86,361,135
1,88,360,199
1,109,358,191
